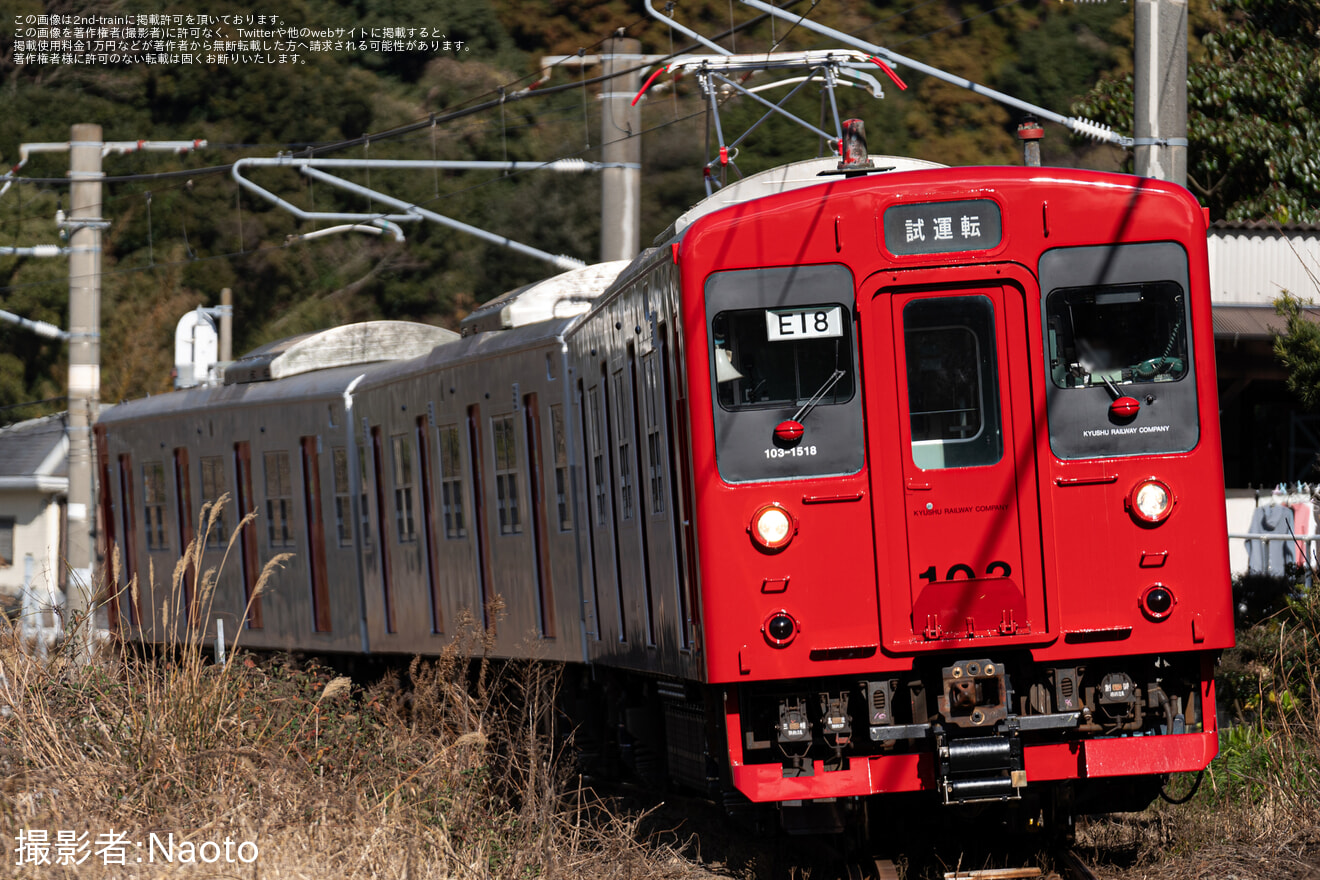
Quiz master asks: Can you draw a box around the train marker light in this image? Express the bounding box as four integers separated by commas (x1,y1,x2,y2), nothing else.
750,503,797,551
1140,584,1176,620
1110,396,1140,419
1126,478,1174,525
774,420,804,444
764,610,799,646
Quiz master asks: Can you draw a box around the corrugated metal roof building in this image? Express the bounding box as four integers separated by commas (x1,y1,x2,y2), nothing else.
1209,223,1320,487
1208,221,1320,305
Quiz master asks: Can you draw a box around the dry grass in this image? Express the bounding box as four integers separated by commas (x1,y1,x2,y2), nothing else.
1079,585,1320,880
11,500,1320,879
0,503,702,879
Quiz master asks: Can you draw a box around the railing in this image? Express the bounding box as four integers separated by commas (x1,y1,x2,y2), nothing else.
1228,532,1320,577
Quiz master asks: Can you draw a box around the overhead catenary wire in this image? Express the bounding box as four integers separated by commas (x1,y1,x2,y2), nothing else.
0,6,805,285
739,0,1129,146
3,0,802,198
0,102,711,300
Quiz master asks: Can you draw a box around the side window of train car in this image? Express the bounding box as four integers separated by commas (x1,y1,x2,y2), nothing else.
549,405,572,531
491,415,522,535
613,371,633,521
438,425,466,539
1039,242,1198,458
391,434,417,543
263,451,295,549
642,353,665,515
705,264,864,482
142,461,167,551
199,456,227,548
589,388,608,526
332,447,353,547
357,442,372,548
903,296,1003,469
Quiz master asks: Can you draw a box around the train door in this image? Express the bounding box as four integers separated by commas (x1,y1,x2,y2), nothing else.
866,269,1048,652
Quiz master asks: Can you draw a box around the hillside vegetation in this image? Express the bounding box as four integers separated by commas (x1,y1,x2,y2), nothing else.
0,0,1131,415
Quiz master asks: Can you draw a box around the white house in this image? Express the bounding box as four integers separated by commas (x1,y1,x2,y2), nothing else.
0,414,68,620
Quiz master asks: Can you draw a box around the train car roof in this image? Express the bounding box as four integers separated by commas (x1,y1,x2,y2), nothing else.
99,316,582,428
659,154,946,242
355,314,581,390
222,320,458,385
459,261,631,336
97,361,399,425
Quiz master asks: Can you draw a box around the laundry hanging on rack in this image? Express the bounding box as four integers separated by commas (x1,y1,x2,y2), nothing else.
1246,487,1295,576
1290,495,1315,568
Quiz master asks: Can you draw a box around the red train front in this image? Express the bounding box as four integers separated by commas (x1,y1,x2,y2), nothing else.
675,161,1233,828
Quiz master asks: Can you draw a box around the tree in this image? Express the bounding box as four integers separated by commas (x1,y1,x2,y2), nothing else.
1076,0,1320,223
1275,290,1320,412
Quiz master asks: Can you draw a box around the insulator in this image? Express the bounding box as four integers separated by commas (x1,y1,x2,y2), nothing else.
549,158,591,173
1068,117,1117,143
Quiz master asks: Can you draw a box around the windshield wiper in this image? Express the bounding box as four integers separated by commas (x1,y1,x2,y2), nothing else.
791,369,846,424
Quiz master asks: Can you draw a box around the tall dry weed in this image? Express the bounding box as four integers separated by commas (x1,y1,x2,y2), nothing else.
0,503,694,879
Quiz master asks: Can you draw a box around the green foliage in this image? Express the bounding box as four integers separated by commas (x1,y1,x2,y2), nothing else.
1273,291,1320,412
1077,0,1320,222
1210,582,1320,818
0,0,1198,415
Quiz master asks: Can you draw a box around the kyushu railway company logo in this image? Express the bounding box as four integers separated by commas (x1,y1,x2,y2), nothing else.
913,503,1010,517
14,830,259,867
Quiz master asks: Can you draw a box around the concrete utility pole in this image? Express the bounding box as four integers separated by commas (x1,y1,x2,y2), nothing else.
600,34,643,262
0,129,205,647
65,123,104,636
1133,0,1188,186
219,286,233,363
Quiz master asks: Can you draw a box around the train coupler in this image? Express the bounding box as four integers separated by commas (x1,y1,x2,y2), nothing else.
935,720,1026,806
938,658,1008,728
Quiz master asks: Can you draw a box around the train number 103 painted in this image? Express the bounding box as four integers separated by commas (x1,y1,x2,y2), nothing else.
917,561,1014,583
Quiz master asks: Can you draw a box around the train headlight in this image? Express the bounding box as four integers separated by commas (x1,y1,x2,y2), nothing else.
749,503,796,551
1126,478,1174,525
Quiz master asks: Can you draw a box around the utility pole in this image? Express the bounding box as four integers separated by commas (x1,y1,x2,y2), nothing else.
65,123,104,640
0,130,205,648
600,34,643,262
1133,0,1188,186
219,287,233,364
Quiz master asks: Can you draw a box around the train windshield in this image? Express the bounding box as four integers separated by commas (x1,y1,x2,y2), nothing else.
712,305,856,412
1046,281,1188,389
704,264,864,483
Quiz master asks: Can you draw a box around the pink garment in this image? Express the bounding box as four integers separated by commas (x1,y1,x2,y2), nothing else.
1291,501,1314,567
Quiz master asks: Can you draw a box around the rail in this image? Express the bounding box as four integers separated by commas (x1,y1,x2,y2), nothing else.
862,848,1100,880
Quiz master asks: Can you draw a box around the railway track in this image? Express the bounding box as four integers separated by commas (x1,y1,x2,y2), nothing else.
855,848,1100,880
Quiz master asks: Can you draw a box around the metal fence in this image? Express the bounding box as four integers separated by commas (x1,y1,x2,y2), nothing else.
1228,531,1320,578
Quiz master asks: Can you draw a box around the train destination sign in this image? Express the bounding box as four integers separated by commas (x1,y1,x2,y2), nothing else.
765,306,844,341
882,198,1002,256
